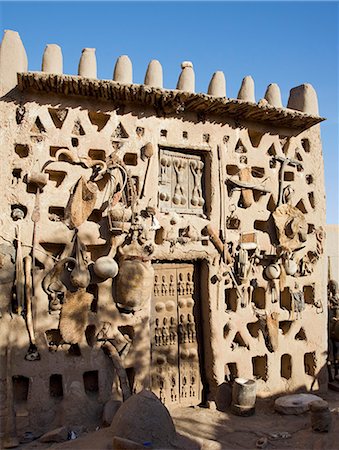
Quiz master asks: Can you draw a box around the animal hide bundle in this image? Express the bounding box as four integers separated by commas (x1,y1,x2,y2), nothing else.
64,176,98,229
273,204,307,252
59,289,93,344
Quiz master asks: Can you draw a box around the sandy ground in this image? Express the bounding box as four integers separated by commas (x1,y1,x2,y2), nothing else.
13,388,339,450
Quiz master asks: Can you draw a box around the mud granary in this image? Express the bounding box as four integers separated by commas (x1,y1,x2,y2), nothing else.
0,30,328,439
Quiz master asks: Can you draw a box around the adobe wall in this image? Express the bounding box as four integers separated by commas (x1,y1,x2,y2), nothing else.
0,30,328,442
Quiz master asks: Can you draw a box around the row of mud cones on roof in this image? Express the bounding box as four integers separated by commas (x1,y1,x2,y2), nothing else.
0,29,319,115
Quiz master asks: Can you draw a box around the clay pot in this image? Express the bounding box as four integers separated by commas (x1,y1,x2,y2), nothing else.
93,256,119,280
284,259,298,276
116,259,154,312
231,378,256,416
265,264,281,280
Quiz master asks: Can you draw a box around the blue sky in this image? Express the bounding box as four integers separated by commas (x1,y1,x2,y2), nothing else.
1,1,338,223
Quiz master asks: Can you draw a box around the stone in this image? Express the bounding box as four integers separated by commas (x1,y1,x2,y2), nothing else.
264,83,282,108
287,83,319,115
78,48,97,78
237,75,255,102
42,44,63,74
176,61,195,92
215,382,232,412
274,393,323,415
110,390,177,448
0,29,27,95
39,426,68,443
208,71,226,97
113,55,133,84
144,59,163,88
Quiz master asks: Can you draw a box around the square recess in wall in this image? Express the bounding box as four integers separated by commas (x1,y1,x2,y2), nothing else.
158,146,211,217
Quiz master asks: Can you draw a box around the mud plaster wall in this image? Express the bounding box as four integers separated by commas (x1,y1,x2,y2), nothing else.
0,75,328,436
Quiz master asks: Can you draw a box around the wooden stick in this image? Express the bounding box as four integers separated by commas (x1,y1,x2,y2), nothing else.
15,225,25,315
102,341,131,402
205,224,232,264
24,255,36,347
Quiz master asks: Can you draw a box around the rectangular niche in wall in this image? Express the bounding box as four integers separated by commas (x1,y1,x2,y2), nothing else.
83,370,99,396
50,374,63,398
252,355,268,381
12,375,29,403
225,288,238,312
158,148,208,215
304,352,316,376
281,354,292,379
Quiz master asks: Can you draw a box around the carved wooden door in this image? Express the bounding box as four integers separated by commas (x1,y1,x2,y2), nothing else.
150,263,202,407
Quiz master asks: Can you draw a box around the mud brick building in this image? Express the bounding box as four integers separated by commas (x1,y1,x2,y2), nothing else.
0,30,327,441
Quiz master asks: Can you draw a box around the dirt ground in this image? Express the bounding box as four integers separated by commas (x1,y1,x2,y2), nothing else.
14,388,339,450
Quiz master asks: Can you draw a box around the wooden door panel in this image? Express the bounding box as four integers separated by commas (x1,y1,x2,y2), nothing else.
151,264,202,406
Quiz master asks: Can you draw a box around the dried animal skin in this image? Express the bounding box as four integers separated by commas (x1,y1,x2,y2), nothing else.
64,176,98,229
273,204,307,252
59,289,93,344
266,312,279,352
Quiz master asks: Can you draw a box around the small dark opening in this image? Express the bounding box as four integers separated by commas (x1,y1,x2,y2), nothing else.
284,171,294,182
252,355,268,381
50,374,63,398
303,285,315,305
136,127,145,137
88,111,110,131
306,174,314,185
15,144,29,158
226,165,239,176
301,138,310,153
223,323,230,338
295,327,307,341
123,152,138,166
226,363,238,381
225,288,237,312
304,352,316,376
89,149,106,161
251,167,265,178
280,288,292,311
12,375,29,403
281,354,292,379
253,287,265,309
46,169,67,187
247,321,260,338
71,137,79,147
48,206,65,222
279,321,293,335
12,168,22,184
83,370,99,395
